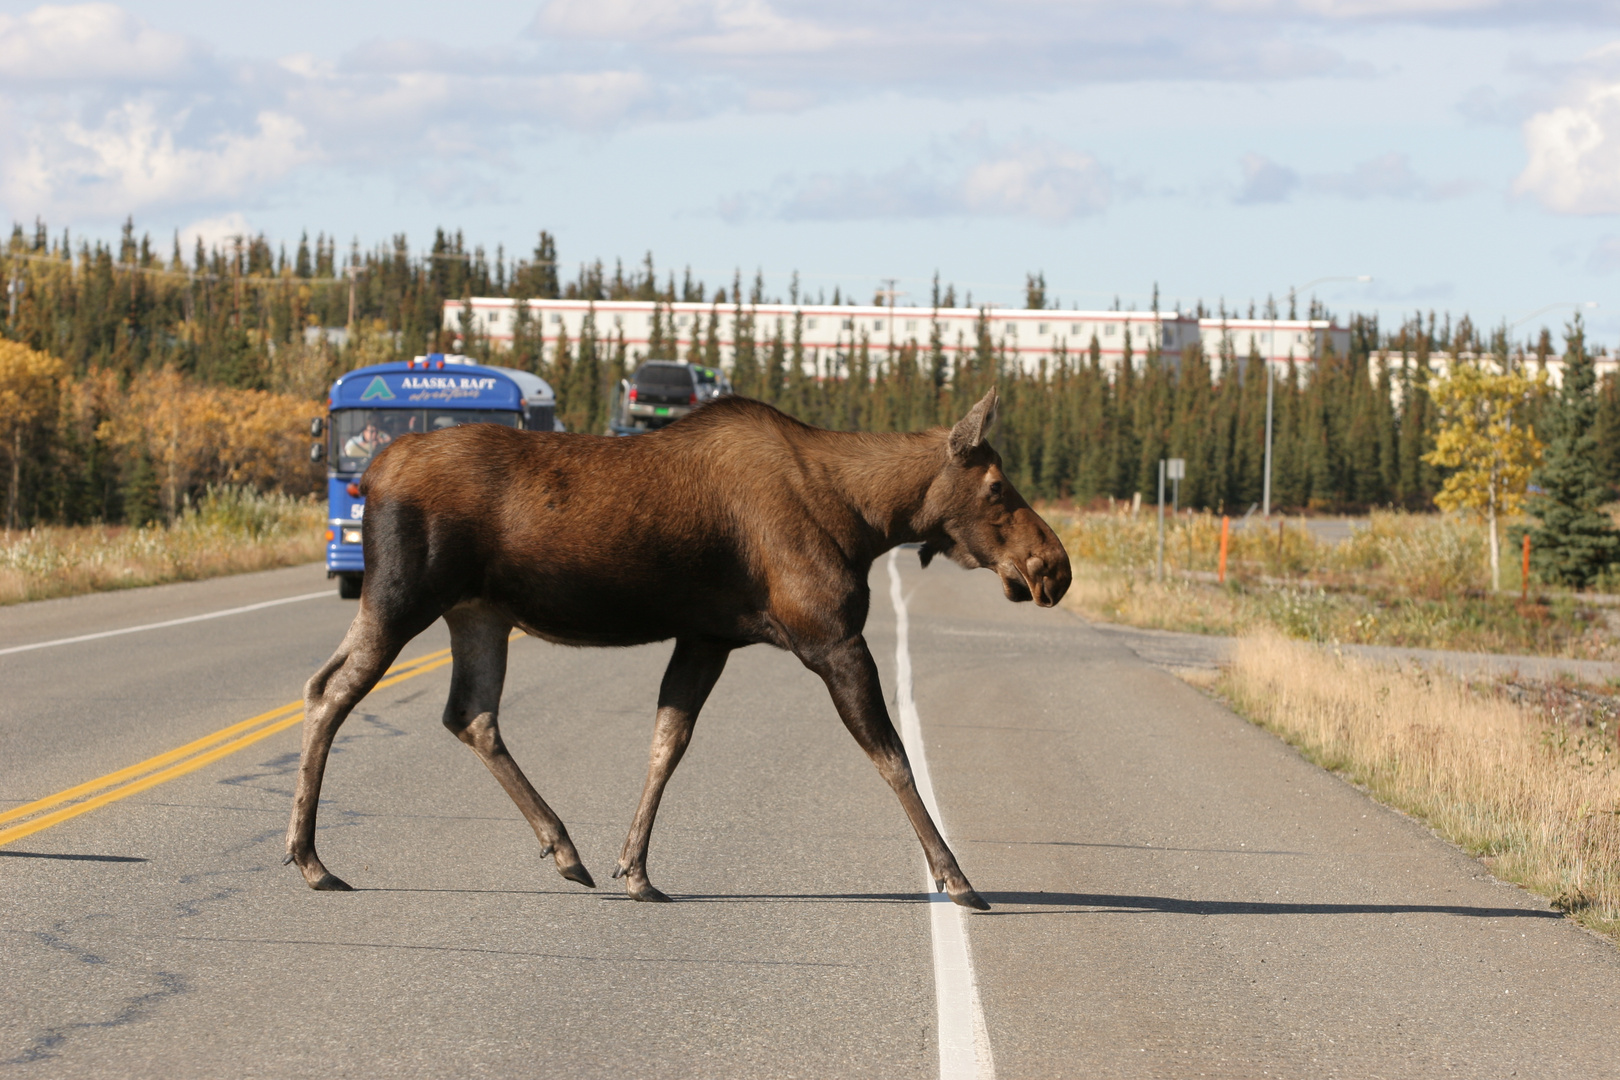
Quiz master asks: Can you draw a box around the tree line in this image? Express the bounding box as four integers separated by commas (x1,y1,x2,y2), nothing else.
5,219,1620,535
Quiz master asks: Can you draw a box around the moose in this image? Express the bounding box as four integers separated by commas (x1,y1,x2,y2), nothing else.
286,389,1070,910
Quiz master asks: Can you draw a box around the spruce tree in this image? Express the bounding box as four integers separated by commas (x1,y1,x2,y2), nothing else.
1526,315,1620,587
1594,372,1620,494
121,449,160,527
763,320,786,405
1395,320,1437,508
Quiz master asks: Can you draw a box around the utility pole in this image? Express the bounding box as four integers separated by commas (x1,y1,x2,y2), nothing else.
345,264,358,330
878,277,902,353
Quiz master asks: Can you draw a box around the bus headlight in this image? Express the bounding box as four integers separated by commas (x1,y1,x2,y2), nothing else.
341,527,363,545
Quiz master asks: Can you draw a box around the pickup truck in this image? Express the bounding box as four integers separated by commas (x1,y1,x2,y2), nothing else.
611,361,730,433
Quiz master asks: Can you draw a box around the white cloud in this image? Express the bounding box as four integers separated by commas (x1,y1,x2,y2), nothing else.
533,0,1358,96
1515,81,1620,213
1234,150,1467,203
178,211,252,252
0,3,201,84
749,134,1114,222
538,0,848,54
958,144,1113,221
536,0,716,40
0,1,673,222
1314,151,1426,197
1188,0,1513,15
278,67,662,162
1235,153,1300,203
0,0,1603,228
2,100,313,216
1311,151,1471,198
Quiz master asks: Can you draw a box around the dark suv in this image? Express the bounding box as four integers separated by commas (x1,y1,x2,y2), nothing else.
624,362,729,430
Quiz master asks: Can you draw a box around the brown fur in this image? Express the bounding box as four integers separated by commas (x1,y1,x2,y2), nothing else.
286,390,1069,909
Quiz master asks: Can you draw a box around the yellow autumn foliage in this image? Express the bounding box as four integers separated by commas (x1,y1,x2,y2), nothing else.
0,340,64,429
0,340,67,527
94,366,322,516
1423,360,1544,589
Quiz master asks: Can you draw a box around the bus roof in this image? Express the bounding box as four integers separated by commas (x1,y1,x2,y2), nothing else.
329,355,555,412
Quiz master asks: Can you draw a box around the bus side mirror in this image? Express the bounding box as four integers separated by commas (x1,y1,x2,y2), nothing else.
310,442,325,462
310,417,325,437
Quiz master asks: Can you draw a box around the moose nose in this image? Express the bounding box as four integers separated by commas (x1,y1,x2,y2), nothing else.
1028,551,1071,607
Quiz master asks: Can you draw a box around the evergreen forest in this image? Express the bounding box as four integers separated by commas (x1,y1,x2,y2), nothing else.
6,219,1620,530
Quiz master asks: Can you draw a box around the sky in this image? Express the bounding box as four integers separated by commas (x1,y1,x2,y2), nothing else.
5,1,1620,342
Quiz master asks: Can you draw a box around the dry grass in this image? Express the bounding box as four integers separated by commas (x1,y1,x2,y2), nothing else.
1218,634,1620,940
0,487,325,605
1054,509,1616,658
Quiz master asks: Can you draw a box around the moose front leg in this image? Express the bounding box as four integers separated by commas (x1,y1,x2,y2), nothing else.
804,635,988,910
443,603,594,889
288,615,408,890
615,637,731,902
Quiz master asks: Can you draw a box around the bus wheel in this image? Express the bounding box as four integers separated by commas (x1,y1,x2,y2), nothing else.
338,573,363,600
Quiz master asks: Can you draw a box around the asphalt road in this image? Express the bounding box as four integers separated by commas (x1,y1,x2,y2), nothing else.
3,558,1620,1078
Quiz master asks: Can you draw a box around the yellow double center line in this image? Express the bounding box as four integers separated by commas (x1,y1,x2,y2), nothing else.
0,639,493,849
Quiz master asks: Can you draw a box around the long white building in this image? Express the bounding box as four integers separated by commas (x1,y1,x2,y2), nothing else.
442,297,1349,375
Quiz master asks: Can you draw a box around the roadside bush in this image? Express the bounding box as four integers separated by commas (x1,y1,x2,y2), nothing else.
0,486,324,604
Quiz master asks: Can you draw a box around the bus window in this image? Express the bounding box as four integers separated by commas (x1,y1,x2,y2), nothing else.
333,410,416,471
423,409,521,432
332,409,522,472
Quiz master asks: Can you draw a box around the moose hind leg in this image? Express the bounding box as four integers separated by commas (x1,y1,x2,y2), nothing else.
287,616,408,890
804,635,989,910
615,637,731,902
442,603,594,889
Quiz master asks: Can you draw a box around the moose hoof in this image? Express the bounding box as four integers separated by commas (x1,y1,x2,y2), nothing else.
627,881,672,903
310,871,354,892
558,860,596,889
950,887,990,911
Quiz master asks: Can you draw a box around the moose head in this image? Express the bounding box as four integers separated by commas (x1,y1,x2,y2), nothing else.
918,389,1072,608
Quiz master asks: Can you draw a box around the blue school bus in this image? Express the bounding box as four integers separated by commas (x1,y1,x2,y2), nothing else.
312,354,560,598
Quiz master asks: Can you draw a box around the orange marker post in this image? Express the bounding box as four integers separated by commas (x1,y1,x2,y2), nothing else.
1522,533,1532,601
1219,515,1230,584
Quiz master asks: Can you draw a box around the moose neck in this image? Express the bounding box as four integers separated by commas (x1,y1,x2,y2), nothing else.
812,428,951,559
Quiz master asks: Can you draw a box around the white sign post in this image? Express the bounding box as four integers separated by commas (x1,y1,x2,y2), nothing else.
1167,458,1185,514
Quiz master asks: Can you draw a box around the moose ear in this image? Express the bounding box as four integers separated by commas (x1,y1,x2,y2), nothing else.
947,388,999,463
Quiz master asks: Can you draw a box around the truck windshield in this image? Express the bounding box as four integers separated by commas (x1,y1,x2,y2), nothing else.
331,409,520,472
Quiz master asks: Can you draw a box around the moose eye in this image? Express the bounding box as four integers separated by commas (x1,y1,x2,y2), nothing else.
988,480,1003,498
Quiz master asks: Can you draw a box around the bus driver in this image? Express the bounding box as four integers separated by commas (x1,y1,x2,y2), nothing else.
343,420,391,464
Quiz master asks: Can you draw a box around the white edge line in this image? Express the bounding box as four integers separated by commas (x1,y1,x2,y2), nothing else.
0,591,332,657
888,550,995,1080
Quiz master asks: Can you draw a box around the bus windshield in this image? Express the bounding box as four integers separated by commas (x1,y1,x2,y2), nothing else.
331,408,520,472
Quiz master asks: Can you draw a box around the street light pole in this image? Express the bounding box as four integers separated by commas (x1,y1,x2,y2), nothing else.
1508,300,1598,330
